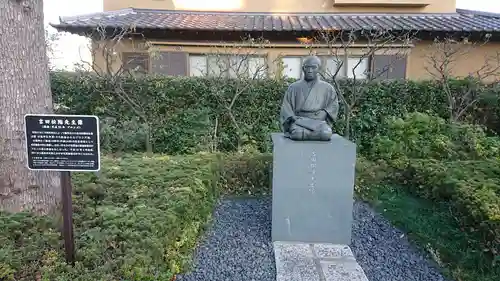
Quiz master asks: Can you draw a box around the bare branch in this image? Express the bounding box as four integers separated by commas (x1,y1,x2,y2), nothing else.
195,36,281,150
73,24,158,154
425,34,500,121
311,29,415,138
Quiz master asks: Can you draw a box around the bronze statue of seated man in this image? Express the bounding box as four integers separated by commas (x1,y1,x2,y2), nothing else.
279,55,339,141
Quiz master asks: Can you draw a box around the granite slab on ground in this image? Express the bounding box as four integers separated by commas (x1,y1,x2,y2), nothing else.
274,242,368,281
176,197,449,281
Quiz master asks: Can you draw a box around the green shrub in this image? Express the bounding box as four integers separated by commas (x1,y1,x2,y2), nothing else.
2,152,499,279
0,154,219,281
394,159,500,261
217,152,272,196
51,72,500,154
99,116,151,152
51,73,285,154
0,152,391,280
354,157,393,199
0,213,60,281
368,112,500,261
369,112,500,161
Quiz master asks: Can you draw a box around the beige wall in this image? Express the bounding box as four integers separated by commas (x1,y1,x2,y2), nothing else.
92,38,500,81
408,41,500,81
103,0,456,13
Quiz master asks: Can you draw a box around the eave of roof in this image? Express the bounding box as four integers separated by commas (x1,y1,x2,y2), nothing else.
50,8,500,34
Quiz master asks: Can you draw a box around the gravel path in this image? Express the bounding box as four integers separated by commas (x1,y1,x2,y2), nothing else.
177,197,275,281
176,197,450,281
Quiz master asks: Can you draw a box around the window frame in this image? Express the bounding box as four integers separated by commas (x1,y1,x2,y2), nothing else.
121,52,150,74
280,56,304,79
280,55,371,80
188,53,268,79
189,55,208,77
344,56,370,79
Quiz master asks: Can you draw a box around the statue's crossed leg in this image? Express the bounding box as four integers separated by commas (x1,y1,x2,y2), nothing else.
288,122,333,141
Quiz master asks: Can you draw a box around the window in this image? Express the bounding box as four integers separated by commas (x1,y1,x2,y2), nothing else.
281,57,302,79
122,52,149,73
346,57,369,79
189,54,267,79
189,55,207,77
248,57,267,79
324,57,344,78
280,55,370,80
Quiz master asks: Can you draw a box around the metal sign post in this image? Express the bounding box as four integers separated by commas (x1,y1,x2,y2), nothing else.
24,114,100,265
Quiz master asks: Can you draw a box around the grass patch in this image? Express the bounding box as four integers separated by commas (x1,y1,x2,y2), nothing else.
364,184,500,281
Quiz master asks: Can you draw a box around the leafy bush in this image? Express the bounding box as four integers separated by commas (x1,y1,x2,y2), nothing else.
354,157,393,199
99,116,151,152
0,213,60,280
395,159,500,262
0,153,389,280
369,112,500,161
367,112,500,263
217,152,272,196
51,72,500,154
51,73,284,154
1,154,219,281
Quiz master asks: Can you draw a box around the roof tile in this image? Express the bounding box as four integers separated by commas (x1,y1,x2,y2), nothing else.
51,8,500,33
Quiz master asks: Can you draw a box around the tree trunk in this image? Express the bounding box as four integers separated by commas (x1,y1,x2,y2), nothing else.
0,0,60,214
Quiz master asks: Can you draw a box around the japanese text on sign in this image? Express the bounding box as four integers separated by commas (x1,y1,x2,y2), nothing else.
25,114,100,171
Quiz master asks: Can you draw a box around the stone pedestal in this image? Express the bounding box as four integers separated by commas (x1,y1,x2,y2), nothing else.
271,133,356,244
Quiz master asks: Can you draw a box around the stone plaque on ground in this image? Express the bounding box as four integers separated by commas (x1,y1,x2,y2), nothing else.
271,133,356,244
273,242,368,281
24,114,100,171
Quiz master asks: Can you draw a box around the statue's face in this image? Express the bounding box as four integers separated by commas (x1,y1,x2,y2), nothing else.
302,59,320,81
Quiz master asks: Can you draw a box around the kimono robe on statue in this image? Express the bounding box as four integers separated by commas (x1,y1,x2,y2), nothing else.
279,78,339,141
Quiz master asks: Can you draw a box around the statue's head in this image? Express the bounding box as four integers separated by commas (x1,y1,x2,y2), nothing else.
302,55,321,81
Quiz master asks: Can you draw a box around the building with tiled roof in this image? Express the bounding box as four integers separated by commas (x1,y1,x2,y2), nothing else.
51,0,500,80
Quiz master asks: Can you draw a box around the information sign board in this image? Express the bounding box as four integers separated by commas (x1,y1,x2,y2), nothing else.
24,114,100,172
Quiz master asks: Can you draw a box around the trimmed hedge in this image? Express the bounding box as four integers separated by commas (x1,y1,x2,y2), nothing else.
50,72,500,154
0,152,377,280
1,151,498,280
1,154,219,281
369,112,500,161
368,113,500,264
395,159,500,260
